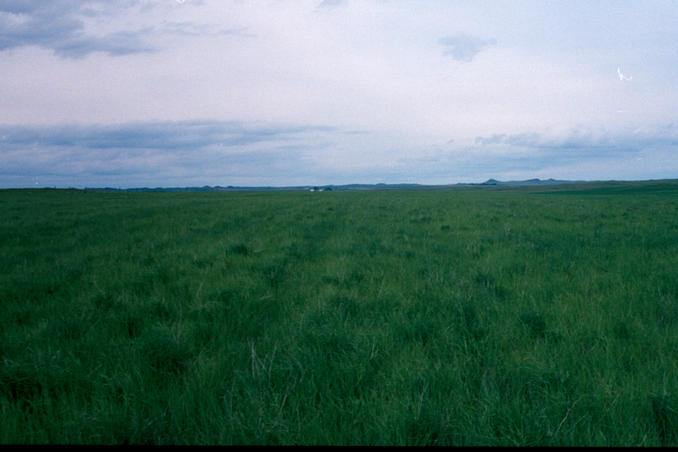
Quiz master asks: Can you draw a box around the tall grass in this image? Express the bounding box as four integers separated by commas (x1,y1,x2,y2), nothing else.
1,184,678,445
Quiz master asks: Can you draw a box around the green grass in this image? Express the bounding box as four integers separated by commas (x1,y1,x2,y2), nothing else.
1,183,678,445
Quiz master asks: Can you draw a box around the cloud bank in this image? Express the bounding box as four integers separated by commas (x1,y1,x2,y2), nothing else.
0,1,155,57
2,121,677,188
0,120,341,187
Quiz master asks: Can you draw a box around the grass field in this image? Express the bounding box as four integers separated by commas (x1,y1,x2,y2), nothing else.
1,182,678,445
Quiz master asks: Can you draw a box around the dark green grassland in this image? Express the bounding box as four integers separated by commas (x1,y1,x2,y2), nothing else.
2,182,678,445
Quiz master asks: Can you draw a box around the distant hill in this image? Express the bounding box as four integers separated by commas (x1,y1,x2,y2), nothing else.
478,178,579,186
78,178,678,192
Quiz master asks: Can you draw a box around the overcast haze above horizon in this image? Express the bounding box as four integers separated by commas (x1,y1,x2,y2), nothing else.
1,0,678,188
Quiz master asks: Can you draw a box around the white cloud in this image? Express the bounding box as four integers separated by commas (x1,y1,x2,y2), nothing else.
617,66,632,81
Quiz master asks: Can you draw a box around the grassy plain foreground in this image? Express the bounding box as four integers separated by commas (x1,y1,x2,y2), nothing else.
1,182,678,445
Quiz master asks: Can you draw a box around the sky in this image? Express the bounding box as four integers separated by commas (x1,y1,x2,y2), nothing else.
1,0,678,188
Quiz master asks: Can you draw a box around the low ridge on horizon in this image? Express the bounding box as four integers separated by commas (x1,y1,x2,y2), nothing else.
36,177,677,191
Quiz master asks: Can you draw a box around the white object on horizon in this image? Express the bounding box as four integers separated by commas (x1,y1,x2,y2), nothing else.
617,67,632,81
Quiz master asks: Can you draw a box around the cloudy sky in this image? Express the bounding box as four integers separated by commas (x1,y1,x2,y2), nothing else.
2,0,678,188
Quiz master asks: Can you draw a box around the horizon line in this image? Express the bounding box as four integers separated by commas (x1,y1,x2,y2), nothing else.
2,177,677,191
